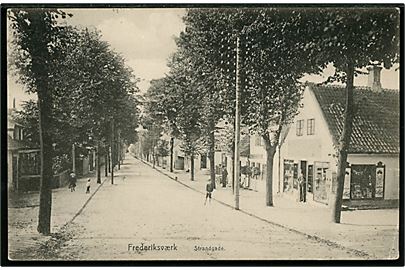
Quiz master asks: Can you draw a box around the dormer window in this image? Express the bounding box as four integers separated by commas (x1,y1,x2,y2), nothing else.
296,120,304,136
307,119,315,135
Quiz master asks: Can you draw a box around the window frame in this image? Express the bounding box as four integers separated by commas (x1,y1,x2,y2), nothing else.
307,118,315,135
296,119,304,136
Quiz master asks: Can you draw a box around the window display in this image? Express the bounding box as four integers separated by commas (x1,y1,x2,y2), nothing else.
350,164,376,200
313,162,330,204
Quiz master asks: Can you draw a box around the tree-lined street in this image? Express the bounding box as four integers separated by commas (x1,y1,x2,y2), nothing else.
6,6,400,263
10,155,371,260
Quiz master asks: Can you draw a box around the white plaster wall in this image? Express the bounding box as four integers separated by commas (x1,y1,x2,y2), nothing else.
276,86,338,198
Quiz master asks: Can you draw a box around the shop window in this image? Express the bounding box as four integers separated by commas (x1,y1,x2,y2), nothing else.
350,164,378,200
283,160,294,192
307,118,315,135
296,120,304,136
293,163,299,189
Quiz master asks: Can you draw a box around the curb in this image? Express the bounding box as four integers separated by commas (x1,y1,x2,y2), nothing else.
138,157,370,259
63,176,108,228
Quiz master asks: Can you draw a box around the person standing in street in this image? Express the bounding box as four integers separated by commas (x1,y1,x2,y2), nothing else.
69,171,77,192
86,178,91,194
298,172,306,202
221,166,228,188
204,179,214,205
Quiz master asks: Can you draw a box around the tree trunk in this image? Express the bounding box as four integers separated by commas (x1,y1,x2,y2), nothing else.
117,131,121,170
231,154,235,194
263,138,276,207
330,62,355,223
96,142,101,184
190,155,195,181
37,91,53,235
105,150,108,177
108,147,111,173
169,137,174,172
111,119,114,185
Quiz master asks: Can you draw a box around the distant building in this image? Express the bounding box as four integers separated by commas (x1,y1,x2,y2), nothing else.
7,110,40,192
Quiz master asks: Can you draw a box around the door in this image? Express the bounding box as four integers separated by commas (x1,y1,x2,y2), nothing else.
307,164,314,194
176,156,185,170
313,162,330,204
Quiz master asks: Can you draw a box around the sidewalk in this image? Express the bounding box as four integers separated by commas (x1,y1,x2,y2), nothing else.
143,160,399,259
8,165,112,260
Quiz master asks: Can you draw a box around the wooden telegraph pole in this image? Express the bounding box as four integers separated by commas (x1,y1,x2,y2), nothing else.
234,35,241,210
72,143,76,174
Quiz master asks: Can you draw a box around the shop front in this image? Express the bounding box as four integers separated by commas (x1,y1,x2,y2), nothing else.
282,159,335,205
281,156,392,207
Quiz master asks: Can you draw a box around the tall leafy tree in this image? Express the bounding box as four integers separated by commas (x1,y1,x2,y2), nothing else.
8,8,72,234
166,51,205,181
179,10,236,188
9,10,140,234
144,78,180,172
178,8,322,206
309,8,400,223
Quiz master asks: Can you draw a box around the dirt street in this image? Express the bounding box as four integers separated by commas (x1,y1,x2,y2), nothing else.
12,156,367,261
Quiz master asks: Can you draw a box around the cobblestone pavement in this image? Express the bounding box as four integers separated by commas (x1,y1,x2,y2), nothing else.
9,156,370,261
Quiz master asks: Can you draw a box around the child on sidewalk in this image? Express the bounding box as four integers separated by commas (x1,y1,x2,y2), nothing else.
204,179,214,205
86,178,91,194
69,172,77,192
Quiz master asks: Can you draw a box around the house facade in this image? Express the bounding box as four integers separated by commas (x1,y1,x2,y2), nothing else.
7,113,41,192
278,66,399,207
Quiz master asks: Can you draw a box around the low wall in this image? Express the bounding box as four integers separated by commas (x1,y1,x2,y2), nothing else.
52,170,70,189
18,175,40,192
17,170,70,192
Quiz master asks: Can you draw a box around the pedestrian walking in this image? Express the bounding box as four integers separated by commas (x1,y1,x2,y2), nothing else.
221,166,228,188
204,179,214,205
69,171,77,192
86,178,91,194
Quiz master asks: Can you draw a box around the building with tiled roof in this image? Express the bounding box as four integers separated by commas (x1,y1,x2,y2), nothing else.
277,66,399,207
309,83,399,154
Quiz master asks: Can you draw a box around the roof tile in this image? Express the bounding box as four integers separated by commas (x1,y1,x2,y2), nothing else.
310,83,399,154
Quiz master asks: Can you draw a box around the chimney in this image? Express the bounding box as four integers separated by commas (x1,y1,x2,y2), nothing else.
13,98,16,109
367,65,382,91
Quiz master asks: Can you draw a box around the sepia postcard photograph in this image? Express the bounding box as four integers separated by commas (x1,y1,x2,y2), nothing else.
1,3,403,265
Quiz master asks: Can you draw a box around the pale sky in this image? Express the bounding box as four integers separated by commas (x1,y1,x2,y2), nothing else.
67,8,185,92
7,8,400,109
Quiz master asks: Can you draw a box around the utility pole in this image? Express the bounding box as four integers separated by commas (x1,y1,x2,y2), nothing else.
72,143,76,174
234,35,241,210
96,141,101,184
117,130,121,170
111,118,114,184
